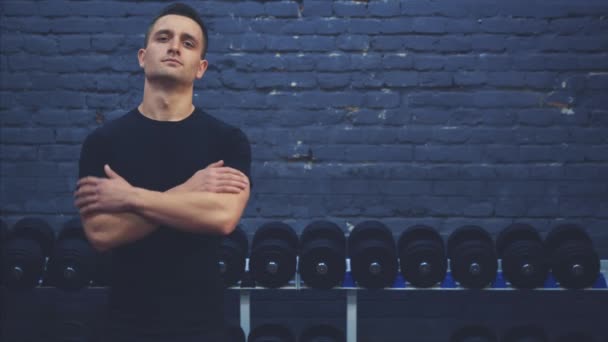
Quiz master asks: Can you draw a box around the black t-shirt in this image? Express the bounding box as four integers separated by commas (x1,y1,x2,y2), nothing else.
78,107,251,339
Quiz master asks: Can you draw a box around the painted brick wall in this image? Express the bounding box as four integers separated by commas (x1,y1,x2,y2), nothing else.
1,1,608,254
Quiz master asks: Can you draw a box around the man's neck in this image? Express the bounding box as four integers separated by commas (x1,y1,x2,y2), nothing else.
138,80,195,121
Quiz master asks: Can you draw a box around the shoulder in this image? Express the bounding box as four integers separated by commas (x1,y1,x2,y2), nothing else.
84,109,138,143
194,109,249,143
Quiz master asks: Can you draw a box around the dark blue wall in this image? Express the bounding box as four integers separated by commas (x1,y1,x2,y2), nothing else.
2,0,607,255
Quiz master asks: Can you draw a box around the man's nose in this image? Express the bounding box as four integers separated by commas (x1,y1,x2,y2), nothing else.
168,39,181,54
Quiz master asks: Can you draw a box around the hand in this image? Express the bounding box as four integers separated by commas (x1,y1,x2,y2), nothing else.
177,160,249,194
74,165,136,216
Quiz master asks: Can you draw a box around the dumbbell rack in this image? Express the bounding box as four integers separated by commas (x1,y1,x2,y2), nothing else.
233,259,608,342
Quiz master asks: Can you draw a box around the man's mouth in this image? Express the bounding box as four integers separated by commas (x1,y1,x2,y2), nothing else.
163,58,182,65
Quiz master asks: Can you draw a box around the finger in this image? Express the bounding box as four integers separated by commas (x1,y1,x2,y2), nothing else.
217,177,249,189
215,186,243,194
80,204,99,217
206,160,224,168
216,167,247,178
74,195,98,209
77,177,100,188
104,164,121,179
74,185,98,198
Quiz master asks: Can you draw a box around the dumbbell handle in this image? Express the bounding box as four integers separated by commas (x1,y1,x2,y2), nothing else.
571,263,584,277
266,261,279,274
369,261,381,275
316,262,328,275
521,263,535,276
469,262,481,276
12,266,24,280
419,261,431,275
63,266,77,279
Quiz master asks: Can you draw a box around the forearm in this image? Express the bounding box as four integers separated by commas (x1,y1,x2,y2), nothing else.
82,211,157,252
81,185,186,251
130,187,248,236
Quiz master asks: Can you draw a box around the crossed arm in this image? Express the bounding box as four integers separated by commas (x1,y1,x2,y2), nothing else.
74,161,250,252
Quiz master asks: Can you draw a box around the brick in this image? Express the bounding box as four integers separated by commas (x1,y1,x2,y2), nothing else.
255,72,316,89
0,36,22,53
317,73,351,90
347,19,384,34
472,35,506,52
58,35,91,54
1,128,55,144
382,71,418,87
336,35,370,51
351,73,384,88
412,17,447,33
281,20,318,34
351,53,382,70
1,1,39,16
382,53,414,69
302,1,332,17
265,1,300,18
91,35,125,52
379,18,414,34
0,73,31,90
38,145,81,161
333,2,368,17
365,91,401,108
21,35,58,55
371,36,403,51
472,91,542,108
415,145,481,162
368,1,400,17
315,18,348,34
0,146,38,160
231,2,266,17
418,72,453,87
266,35,300,52
453,71,487,86
314,54,351,72
298,36,334,51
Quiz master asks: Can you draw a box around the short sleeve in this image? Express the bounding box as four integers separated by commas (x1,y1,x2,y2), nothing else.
78,129,109,179
222,128,252,188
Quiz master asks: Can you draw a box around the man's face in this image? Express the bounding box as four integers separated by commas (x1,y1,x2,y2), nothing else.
138,14,208,85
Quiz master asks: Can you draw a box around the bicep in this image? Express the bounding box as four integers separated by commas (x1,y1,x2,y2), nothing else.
222,128,253,187
79,130,108,179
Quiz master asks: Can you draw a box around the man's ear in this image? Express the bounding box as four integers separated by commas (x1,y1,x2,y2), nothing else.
196,59,209,79
137,48,146,68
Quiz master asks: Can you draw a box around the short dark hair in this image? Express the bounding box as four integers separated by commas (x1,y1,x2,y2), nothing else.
144,3,209,59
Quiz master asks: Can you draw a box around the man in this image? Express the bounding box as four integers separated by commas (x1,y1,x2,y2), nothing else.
74,3,251,341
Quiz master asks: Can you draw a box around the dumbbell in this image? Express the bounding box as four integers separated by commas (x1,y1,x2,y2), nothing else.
496,223,548,289
502,325,548,342
450,325,497,342
348,221,398,289
225,324,246,342
219,225,248,287
45,218,97,291
555,331,593,342
92,250,112,287
447,225,497,289
1,217,55,290
250,222,298,288
300,324,345,342
545,224,600,289
398,224,447,288
248,323,295,342
299,220,346,289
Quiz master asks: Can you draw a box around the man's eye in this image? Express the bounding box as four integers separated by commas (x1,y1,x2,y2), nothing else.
157,36,168,41
184,41,194,48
